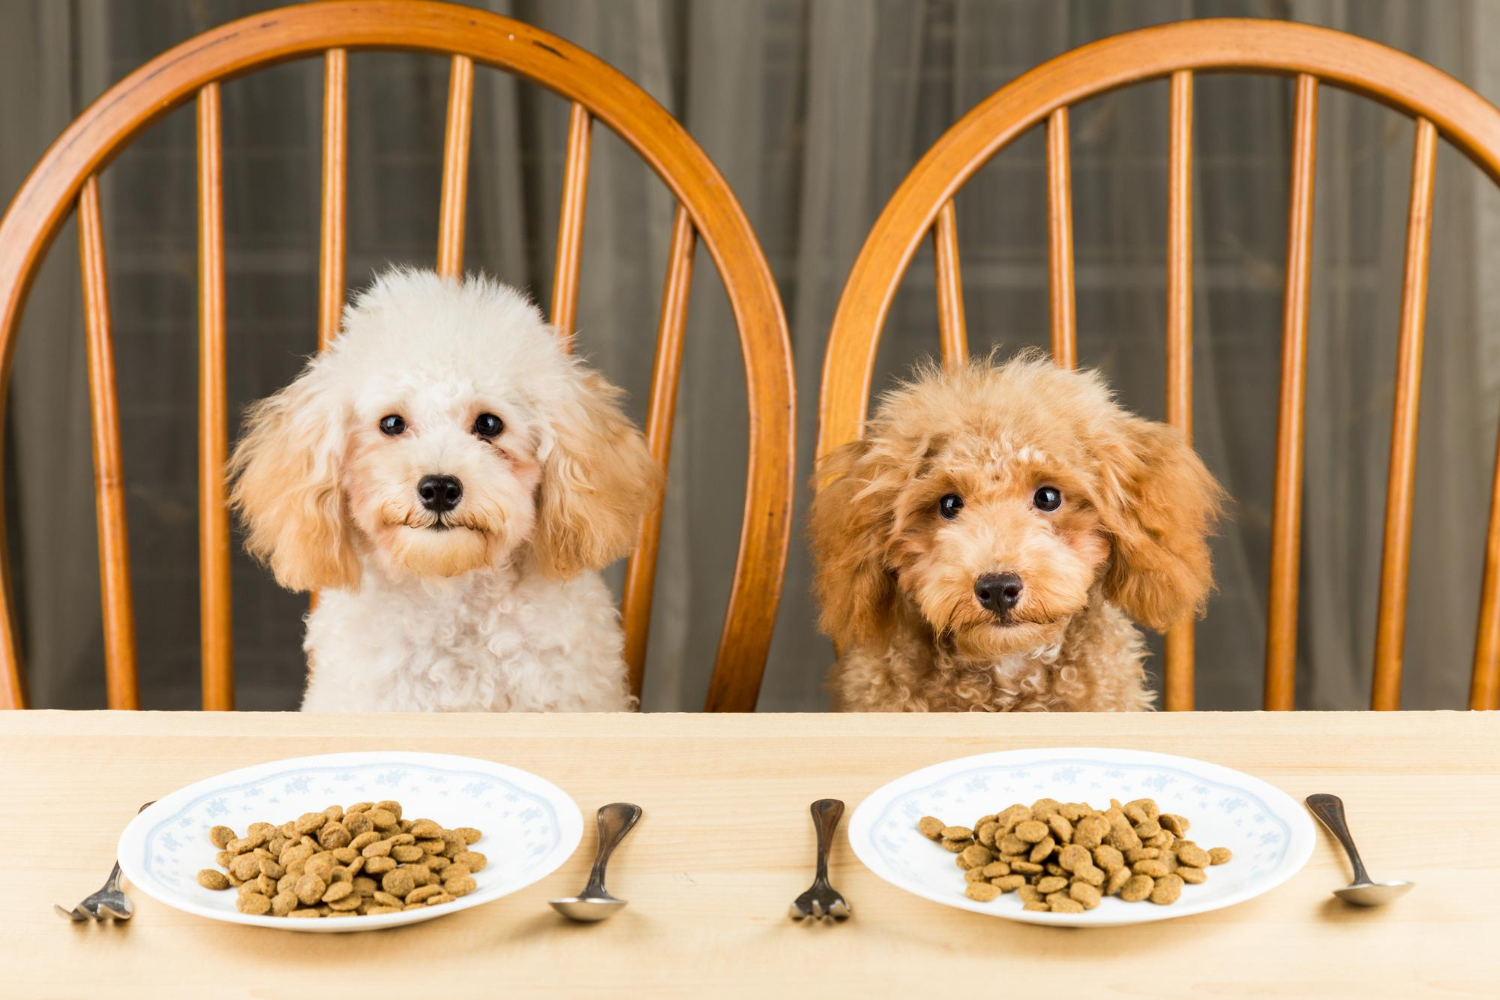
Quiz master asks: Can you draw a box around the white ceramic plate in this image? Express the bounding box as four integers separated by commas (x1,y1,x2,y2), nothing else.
849,747,1314,926
118,751,582,932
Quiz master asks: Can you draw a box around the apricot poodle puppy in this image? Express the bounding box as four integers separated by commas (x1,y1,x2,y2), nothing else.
810,352,1225,712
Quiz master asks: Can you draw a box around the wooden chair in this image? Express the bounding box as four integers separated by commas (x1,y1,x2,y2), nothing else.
0,0,794,712
817,18,1500,712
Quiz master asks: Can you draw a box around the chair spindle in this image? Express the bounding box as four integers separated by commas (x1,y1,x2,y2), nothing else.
437,54,474,277
318,48,348,350
1372,116,1438,711
197,83,233,711
1163,70,1196,711
1265,74,1320,712
551,102,593,349
79,176,140,710
932,198,969,368
1473,429,1500,709
1046,106,1076,369
620,205,696,698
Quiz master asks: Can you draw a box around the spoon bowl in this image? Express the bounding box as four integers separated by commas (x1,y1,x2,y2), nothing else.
548,895,630,922
1332,880,1414,907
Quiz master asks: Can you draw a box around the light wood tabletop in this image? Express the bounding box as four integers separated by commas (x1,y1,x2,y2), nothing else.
4,710,1497,998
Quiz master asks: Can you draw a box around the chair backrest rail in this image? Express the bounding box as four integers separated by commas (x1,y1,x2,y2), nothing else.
1371,116,1438,711
552,102,592,348
1265,74,1320,712
437,54,474,277
932,199,968,368
1161,70,1198,711
318,49,349,351
1045,107,1076,370
621,204,696,698
79,175,140,710
197,83,234,712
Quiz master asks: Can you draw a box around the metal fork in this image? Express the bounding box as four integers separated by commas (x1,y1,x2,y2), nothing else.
55,801,153,922
789,798,851,921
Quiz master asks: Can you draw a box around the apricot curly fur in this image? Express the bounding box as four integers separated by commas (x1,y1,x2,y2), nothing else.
810,352,1225,712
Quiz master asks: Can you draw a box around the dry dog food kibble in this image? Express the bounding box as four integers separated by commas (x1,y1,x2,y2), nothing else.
197,802,483,919
195,869,229,890
917,797,1230,913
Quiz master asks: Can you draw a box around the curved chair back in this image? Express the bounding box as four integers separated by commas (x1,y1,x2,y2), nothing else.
0,0,795,711
818,19,1500,710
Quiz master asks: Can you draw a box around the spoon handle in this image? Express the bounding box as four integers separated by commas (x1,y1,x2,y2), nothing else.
810,799,844,883
1305,793,1372,885
583,802,642,898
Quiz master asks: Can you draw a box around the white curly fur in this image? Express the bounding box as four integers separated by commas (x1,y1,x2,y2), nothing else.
230,268,660,712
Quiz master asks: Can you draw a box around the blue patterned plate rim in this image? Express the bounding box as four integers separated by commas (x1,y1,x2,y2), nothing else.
117,751,583,932
848,746,1316,927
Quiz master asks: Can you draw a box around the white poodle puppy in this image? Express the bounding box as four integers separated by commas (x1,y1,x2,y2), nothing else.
230,268,660,712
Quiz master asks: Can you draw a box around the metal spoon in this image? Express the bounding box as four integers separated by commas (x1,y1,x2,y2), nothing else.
549,802,642,922
1306,793,1413,906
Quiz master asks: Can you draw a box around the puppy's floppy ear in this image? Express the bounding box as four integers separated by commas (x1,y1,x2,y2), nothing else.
808,437,901,650
533,370,662,578
228,363,359,592
1094,416,1226,632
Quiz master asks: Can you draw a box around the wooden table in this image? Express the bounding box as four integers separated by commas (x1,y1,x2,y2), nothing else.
5,711,1497,997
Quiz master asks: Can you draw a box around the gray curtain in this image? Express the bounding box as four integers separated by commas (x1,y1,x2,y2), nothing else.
2,0,1495,711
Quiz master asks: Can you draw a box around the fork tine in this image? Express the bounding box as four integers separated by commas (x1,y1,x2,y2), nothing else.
97,902,131,920
53,801,151,923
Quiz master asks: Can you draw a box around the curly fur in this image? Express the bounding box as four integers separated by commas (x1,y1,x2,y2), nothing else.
809,352,1225,712
230,268,661,712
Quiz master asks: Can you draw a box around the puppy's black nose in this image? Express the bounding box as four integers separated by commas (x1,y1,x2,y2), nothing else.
975,572,1023,614
418,474,463,513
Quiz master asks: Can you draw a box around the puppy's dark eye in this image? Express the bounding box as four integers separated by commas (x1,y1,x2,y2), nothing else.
472,412,504,438
379,414,405,436
939,493,964,520
1033,486,1062,512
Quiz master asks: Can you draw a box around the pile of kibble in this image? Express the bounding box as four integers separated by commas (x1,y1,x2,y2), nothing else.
918,797,1230,913
196,800,486,919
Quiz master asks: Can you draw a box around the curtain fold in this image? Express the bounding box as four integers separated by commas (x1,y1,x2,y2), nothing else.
1,0,1493,711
